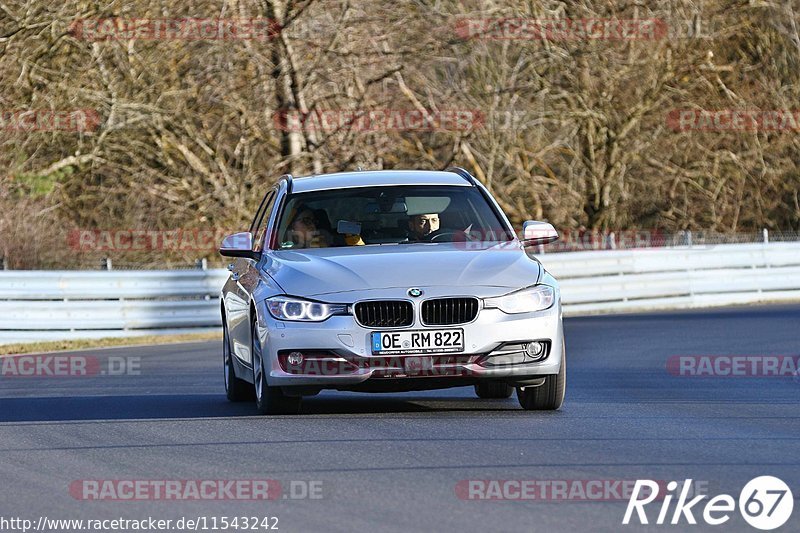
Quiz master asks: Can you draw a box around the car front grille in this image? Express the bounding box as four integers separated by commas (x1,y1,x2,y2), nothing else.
354,300,414,328
421,297,479,325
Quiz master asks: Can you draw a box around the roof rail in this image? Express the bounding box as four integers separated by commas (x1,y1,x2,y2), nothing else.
279,173,294,194
445,166,477,186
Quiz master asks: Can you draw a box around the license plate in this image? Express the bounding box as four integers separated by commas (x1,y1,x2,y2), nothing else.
371,329,464,354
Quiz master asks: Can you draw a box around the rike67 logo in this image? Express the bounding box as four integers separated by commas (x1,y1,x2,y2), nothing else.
623,476,793,530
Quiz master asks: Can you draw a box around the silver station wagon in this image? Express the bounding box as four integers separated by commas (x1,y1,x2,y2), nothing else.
219,168,565,414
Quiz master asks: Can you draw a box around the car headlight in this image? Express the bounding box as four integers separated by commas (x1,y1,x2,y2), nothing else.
266,296,348,322
483,285,555,314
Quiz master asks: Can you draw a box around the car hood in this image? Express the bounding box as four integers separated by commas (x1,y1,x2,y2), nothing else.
262,242,541,298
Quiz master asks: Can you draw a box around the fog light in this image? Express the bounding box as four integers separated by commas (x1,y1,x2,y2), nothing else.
287,351,304,366
525,342,544,359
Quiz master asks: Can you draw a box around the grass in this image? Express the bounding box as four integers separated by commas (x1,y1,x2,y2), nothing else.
0,331,221,356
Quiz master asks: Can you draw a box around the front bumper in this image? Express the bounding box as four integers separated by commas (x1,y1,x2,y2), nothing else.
256,299,564,389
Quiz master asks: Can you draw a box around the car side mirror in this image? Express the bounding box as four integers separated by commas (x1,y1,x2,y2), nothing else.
521,221,559,246
219,232,261,260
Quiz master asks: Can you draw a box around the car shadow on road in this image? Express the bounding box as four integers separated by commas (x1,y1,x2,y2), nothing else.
0,393,524,422
300,394,521,415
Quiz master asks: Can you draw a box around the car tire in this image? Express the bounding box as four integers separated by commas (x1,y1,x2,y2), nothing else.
252,320,302,415
517,344,566,410
474,382,514,399
223,320,253,402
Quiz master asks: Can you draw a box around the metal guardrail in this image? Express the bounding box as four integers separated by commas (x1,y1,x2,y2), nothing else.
0,270,228,344
0,242,798,344
540,241,800,314
0,270,227,300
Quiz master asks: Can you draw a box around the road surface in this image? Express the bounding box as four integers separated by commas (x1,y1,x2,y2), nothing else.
1,304,798,532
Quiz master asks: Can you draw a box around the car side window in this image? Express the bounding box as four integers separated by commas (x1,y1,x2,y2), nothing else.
249,191,274,234
252,191,278,251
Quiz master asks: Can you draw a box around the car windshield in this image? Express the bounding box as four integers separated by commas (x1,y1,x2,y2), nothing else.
272,185,513,250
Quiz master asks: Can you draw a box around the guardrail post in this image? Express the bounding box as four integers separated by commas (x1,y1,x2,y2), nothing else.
196,258,208,270
686,230,692,248
0,257,6,270
101,258,112,270
763,228,769,243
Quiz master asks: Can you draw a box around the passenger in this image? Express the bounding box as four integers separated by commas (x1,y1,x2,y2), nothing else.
285,207,333,248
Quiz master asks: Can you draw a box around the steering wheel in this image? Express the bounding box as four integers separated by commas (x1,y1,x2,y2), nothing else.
429,231,476,242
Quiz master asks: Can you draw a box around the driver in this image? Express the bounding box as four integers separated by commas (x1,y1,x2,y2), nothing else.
407,213,441,241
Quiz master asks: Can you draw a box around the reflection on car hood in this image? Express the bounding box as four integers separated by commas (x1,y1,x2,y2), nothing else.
263,242,541,297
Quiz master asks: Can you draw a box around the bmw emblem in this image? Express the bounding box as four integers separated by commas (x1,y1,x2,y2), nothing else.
408,288,423,298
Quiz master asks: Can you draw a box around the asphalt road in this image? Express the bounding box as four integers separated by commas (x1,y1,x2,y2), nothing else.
1,304,798,532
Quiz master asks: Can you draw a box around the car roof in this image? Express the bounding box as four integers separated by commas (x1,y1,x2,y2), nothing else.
288,170,473,194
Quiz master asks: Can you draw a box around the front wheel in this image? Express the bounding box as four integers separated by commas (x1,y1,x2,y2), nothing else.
252,320,301,415
517,344,566,410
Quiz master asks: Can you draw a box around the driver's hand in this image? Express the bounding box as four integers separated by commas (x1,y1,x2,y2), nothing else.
452,231,467,242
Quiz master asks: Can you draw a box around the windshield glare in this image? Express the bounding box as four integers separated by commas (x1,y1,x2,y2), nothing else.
273,185,513,250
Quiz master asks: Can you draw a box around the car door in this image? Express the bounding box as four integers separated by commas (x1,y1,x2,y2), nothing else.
226,187,278,366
